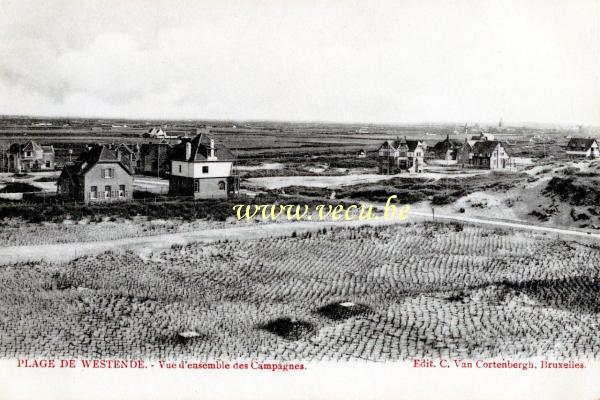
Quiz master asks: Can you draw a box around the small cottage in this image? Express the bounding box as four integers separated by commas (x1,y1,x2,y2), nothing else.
431,135,462,160
456,139,476,166
470,141,511,170
57,144,134,203
566,138,599,159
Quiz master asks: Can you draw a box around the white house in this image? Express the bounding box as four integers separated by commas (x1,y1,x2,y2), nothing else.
168,131,239,198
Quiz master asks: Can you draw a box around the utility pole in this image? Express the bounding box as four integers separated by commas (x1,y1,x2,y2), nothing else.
543,141,547,159
157,142,160,180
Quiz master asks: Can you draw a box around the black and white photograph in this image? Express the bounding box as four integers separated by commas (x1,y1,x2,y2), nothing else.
0,0,599,399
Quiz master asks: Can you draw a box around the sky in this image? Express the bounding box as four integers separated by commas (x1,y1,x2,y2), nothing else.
0,0,598,125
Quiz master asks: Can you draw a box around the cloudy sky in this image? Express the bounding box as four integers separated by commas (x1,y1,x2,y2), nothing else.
0,0,598,125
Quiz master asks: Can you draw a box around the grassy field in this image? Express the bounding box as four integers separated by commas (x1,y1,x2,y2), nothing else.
0,222,598,361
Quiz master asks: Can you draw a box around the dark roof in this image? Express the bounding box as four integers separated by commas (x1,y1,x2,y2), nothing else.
380,137,423,152
567,138,597,150
472,141,505,156
8,140,44,154
392,137,407,148
61,144,134,178
41,145,54,154
140,141,172,153
432,135,462,152
406,140,422,152
461,140,473,150
168,133,235,162
117,143,139,156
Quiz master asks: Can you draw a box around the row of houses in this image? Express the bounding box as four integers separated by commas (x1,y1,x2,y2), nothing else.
56,131,239,203
376,133,599,174
3,138,172,176
4,131,599,203
376,132,512,173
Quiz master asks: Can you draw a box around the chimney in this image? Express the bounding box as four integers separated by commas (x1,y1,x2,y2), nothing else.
185,141,192,160
209,139,215,159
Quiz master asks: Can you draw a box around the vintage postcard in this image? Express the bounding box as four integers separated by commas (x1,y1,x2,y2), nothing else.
0,0,599,399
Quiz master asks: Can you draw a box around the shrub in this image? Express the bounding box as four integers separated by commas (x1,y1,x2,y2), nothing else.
0,182,42,193
317,301,370,321
258,318,314,341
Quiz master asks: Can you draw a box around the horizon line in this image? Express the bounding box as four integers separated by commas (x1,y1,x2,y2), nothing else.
0,113,597,129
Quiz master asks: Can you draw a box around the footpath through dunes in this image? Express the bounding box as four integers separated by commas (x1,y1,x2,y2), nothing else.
0,223,598,360
0,218,408,265
1,207,600,265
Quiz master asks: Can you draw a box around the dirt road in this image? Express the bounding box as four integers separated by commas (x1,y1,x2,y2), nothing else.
1,208,598,265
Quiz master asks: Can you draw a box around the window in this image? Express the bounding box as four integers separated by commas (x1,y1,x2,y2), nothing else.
118,185,125,197
202,166,209,173
218,181,226,190
102,168,114,179
25,151,32,157
194,179,200,192
45,161,51,168
90,186,98,199
178,165,182,173
104,185,112,198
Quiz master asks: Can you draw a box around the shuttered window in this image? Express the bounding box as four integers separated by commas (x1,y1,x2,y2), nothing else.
102,168,114,178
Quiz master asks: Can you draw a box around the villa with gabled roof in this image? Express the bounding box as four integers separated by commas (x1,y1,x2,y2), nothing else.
377,136,425,174
57,144,134,203
167,130,239,198
6,140,55,172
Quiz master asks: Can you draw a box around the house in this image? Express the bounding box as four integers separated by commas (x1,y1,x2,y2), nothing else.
470,132,495,141
145,128,167,139
456,139,477,166
378,137,426,174
144,128,178,140
565,138,599,159
470,141,511,169
6,141,55,172
431,134,462,160
117,143,140,172
139,140,173,176
57,144,134,203
167,131,239,198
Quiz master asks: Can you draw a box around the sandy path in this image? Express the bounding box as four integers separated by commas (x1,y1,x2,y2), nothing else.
0,219,405,265
2,207,599,265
